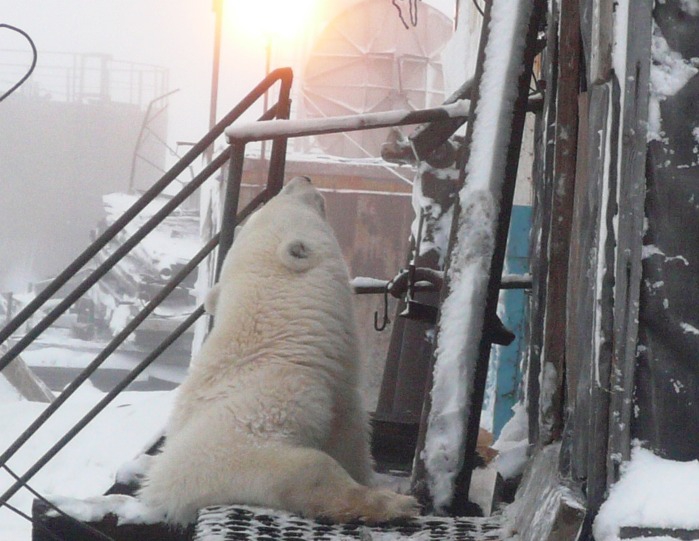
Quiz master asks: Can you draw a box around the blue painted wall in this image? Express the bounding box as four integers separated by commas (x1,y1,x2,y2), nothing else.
492,204,531,438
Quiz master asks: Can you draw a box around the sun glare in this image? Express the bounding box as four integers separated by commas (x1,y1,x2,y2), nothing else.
224,0,318,41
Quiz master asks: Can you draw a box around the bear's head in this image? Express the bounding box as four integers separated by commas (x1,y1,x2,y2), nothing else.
205,176,347,317
274,176,327,273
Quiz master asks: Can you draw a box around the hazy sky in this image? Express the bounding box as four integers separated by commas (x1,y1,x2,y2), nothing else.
2,0,454,155
1,0,258,149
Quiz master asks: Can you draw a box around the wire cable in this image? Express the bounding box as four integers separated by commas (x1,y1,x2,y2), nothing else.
2,464,116,541
2,501,67,541
392,0,421,29
0,24,37,102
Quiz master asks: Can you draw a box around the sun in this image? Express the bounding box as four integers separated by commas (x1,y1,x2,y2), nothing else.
223,0,319,41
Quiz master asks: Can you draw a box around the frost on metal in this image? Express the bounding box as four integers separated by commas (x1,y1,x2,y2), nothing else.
647,22,699,142
224,100,470,142
421,0,533,511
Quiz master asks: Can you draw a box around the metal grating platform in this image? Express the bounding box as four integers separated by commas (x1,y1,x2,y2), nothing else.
194,506,504,541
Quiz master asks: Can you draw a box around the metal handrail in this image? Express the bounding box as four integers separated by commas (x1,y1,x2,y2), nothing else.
0,67,293,369
0,189,271,510
3,64,479,524
0,69,293,512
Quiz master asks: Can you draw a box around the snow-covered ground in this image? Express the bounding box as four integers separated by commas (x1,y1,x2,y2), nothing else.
0,381,173,540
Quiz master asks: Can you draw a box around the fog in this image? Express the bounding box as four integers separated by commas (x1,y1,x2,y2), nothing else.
0,0,455,286
1,0,273,147
1,0,453,147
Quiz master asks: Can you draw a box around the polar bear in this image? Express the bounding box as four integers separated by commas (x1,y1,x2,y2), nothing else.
140,176,419,525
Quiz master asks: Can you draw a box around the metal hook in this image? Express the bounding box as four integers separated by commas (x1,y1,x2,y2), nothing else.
373,285,391,332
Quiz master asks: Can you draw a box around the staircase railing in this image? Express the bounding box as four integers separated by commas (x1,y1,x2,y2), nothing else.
3,65,478,521
0,67,293,511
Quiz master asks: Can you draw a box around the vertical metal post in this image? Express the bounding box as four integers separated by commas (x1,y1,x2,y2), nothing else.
265,74,293,199
208,0,224,162
215,142,246,280
260,38,272,174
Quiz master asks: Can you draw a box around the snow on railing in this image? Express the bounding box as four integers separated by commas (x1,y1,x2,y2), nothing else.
421,0,534,511
225,100,470,143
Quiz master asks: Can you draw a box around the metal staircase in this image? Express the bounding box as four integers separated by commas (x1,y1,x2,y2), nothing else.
0,67,293,529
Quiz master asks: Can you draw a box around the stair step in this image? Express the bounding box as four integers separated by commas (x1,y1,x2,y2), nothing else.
619,527,699,540
194,505,503,541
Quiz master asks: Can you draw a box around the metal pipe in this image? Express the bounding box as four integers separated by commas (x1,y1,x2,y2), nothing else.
225,100,470,143
207,0,224,163
264,74,293,198
351,272,532,295
0,68,293,351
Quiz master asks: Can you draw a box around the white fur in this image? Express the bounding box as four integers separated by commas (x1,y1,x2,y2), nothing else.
140,177,418,525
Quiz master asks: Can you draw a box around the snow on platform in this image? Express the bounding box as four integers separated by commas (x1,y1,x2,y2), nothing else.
194,505,503,541
0,386,174,540
594,446,699,541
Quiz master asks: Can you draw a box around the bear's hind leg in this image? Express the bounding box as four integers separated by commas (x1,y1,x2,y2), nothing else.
270,446,419,523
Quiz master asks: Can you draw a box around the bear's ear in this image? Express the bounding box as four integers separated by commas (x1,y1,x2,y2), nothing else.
277,238,317,272
204,283,221,315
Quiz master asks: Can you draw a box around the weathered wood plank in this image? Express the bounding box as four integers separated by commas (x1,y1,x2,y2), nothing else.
606,0,653,484
527,0,558,448
589,0,614,83
509,443,586,541
539,0,581,445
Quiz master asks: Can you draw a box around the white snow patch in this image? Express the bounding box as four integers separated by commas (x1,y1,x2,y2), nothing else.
594,445,699,541
46,494,164,525
422,0,532,511
115,453,157,486
680,0,699,15
642,244,690,265
0,387,174,540
612,0,629,99
648,23,699,141
680,322,699,336
492,403,529,480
